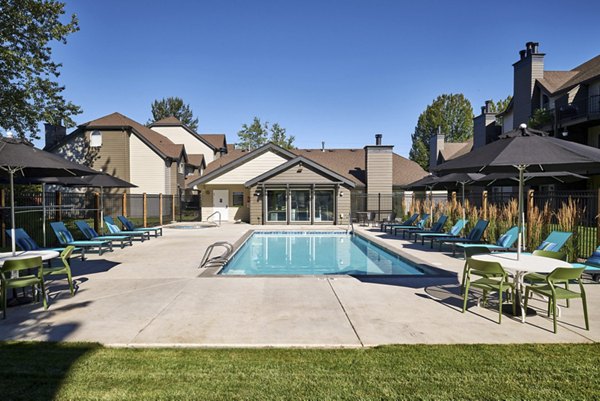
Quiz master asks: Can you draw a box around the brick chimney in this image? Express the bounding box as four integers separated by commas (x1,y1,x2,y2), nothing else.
44,123,66,150
365,134,393,213
429,127,445,171
512,41,544,129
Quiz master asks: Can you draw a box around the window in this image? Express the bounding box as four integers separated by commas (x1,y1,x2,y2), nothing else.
290,190,310,221
267,190,287,222
90,130,102,147
232,191,244,207
178,163,184,174
314,190,334,221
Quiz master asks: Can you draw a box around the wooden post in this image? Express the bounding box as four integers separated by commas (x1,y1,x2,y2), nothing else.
482,190,488,221
94,192,100,233
55,191,62,221
198,190,202,221
527,189,535,249
143,192,147,227
172,194,176,222
159,193,163,225
0,188,5,247
451,191,457,206
122,192,127,217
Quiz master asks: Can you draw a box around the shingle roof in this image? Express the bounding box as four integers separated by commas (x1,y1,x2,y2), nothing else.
439,139,473,162
150,116,184,126
537,71,578,93
187,154,205,168
537,55,600,95
200,145,428,187
80,112,184,159
199,134,226,150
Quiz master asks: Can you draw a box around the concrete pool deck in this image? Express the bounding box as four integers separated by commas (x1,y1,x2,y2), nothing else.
0,222,598,347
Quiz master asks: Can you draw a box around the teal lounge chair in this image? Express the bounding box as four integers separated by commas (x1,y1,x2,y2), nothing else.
50,221,112,259
381,213,419,232
118,215,163,237
535,231,572,252
392,214,430,237
455,226,519,257
571,245,600,282
408,215,448,241
439,220,489,255
74,220,133,248
6,228,84,260
416,219,467,248
105,216,149,241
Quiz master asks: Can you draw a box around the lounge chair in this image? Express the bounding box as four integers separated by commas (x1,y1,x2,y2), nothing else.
6,228,84,260
455,226,519,257
118,215,163,237
392,214,430,238
406,215,448,241
416,219,467,248
377,211,396,227
74,220,133,248
438,219,490,255
104,216,149,241
534,231,572,252
50,221,112,259
571,245,600,282
381,213,419,232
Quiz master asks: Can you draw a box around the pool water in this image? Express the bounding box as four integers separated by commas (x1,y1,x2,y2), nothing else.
219,231,438,276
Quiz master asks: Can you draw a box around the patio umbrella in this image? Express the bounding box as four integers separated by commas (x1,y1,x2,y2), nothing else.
433,124,600,259
474,171,588,187
0,136,99,255
432,173,485,227
404,175,440,217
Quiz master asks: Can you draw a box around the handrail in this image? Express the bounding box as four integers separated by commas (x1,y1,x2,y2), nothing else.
199,241,233,268
205,211,222,226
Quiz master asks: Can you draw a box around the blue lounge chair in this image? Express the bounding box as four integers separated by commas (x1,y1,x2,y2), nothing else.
50,221,112,259
408,215,448,241
5,228,84,260
416,219,467,248
381,213,419,232
105,216,149,241
455,226,519,257
74,220,133,248
392,214,430,238
535,231,572,252
118,215,163,237
572,246,600,281
439,220,489,255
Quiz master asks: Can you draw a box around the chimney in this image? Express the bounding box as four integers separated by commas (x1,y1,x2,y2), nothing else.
321,141,325,152
365,135,393,214
429,128,445,171
44,123,66,150
512,41,545,129
473,101,499,149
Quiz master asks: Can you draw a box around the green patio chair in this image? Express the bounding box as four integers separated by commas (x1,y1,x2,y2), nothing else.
1,256,46,319
524,267,589,333
460,246,501,294
42,246,76,297
462,258,515,324
524,250,570,306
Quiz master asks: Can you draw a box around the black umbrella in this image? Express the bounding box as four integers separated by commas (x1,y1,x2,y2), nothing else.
475,171,588,187
433,173,485,229
434,124,600,259
0,136,99,254
404,175,440,216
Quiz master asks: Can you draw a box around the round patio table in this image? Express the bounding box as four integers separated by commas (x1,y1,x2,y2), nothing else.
470,252,572,322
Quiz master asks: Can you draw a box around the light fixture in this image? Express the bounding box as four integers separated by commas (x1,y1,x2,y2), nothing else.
562,130,568,137
339,191,344,197
297,162,303,173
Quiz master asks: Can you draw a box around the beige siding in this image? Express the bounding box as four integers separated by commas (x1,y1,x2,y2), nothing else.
151,126,216,163
366,146,393,211
249,186,263,225
169,162,179,195
89,130,131,182
210,151,287,184
129,133,167,194
337,185,352,225
200,184,250,222
265,164,336,184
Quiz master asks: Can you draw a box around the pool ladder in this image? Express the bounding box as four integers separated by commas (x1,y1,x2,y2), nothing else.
199,241,234,268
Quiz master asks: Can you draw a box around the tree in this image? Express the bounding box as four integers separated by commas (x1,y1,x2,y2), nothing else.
237,117,295,150
409,94,473,170
487,96,512,114
0,0,81,139
528,108,553,129
148,97,199,131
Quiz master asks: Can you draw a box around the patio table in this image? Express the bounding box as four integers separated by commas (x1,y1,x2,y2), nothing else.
0,250,60,305
470,252,572,322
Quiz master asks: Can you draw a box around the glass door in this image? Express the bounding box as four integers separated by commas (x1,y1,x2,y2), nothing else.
266,190,287,222
290,190,310,222
314,190,334,222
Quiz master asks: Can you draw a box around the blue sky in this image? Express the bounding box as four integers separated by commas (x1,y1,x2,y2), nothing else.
42,0,600,156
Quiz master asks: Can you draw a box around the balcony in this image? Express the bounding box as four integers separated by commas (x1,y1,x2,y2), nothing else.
556,95,600,125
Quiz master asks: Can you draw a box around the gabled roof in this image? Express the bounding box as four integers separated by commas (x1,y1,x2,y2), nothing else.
150,116,184,126
148,117,222,151
536,71,579,94
189,143,297,186
187,154,206,169
199,134,227,150
439,139,473,163
77,112,184,160
554,54,600,94
244,156,356,188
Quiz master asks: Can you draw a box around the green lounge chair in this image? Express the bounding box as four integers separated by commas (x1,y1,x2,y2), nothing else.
380,213,418,232
439,219,489,255
524,267,589,333
1,256,46,319
50,221,112,259
74,220,133,248
392,214,430,238
118,215,163,237
455,226,519,257
407,215,448,241
416,219,467,248
105,217,149,241
5,228,84,260
572,245,600,281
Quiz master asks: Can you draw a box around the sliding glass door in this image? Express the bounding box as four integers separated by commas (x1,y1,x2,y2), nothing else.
266,190,286,222
290,190,310,222
314,190,334,222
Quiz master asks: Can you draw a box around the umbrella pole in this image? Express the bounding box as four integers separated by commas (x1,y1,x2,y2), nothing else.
461,182,466,234
10,170,16,256
100,186,104,234
517,166,525,261
42,183,46,247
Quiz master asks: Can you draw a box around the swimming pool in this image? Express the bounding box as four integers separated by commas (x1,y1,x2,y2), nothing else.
219,231,439,276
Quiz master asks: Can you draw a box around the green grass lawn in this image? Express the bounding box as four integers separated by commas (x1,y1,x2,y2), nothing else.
1,343,599,400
